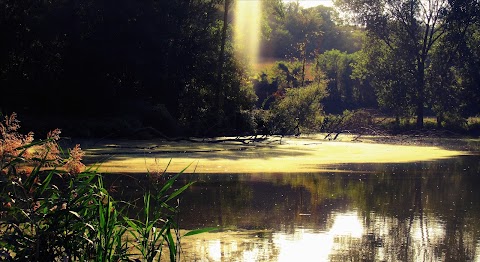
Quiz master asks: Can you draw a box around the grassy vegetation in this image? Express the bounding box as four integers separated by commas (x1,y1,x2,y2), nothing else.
373,116,480,136
319,110,480,137
0,113,209,261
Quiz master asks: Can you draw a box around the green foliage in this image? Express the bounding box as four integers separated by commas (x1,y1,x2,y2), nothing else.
427,21,480,128
314,49,375,113
272,61,305,89
251,60,329,134
336,0,480,128
250,109,273,135
261,1,364,59
253,60,305,110
252,72,278,110
176,11,258,136
124,166,195,262
467,117,480,135
269,83,328,134
351,36,416,125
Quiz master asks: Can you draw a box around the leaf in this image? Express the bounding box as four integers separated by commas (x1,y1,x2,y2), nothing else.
166,228,176,261
183,227,218,237
69,210,81,219
39,171,54,194
85,223,95,231
158,173,180,195
159,162,193,195
165,182,194,202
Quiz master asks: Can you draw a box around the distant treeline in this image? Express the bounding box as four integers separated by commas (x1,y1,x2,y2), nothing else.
1,0,479,138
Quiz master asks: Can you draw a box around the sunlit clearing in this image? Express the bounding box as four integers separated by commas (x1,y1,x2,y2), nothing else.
234,0,261,70
274,212,364,261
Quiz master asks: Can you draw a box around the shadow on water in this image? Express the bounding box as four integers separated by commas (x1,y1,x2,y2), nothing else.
102,154,480,261
67,137,312,164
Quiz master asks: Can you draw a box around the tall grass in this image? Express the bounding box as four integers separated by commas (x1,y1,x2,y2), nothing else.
0,113,209,261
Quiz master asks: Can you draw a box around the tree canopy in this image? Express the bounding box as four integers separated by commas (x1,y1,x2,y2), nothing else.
335,0,480,127
0,0,257,137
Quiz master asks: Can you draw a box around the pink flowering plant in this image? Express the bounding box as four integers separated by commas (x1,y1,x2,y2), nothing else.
0,113,85,175
0,113,207,262
0,113,134,261
0,113,104,261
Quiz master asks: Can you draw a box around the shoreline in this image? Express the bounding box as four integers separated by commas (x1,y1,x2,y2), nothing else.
70,134,477,174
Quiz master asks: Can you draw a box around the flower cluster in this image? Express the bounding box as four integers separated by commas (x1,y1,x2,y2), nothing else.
0,113,85,175
0,113,34,168
64,144,86,175
31,128,62,167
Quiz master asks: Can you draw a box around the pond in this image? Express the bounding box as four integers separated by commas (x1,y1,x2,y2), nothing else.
104,153,480,261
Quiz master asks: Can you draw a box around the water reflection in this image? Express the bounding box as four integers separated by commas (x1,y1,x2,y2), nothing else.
273,212,363,261
104,155,480,261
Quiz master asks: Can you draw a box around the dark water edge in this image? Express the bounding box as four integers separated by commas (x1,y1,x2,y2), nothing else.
102,154,480,261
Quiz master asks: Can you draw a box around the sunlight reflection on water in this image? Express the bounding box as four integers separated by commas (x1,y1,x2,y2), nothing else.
183,211,465,261
182,211,367,261
273,212,363,261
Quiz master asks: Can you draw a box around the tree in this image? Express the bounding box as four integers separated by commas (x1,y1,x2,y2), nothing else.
262,2,330,59
351,36,416,125
261,1,364,60
315,50,357,113
270,82,328,134
334,0,476,128
252,60,304,110
216,0,232,124
427,0,480,127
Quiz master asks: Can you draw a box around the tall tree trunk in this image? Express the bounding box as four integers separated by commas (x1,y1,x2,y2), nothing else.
436,114,443,128
416,62,425,128
216,0,230,126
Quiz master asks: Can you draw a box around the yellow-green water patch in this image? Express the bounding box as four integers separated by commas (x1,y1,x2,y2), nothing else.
83,136,468,174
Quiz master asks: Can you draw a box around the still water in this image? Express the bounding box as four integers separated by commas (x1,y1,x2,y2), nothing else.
109,154,480,261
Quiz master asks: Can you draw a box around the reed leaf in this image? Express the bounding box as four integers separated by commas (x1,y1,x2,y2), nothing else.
183,227,218,237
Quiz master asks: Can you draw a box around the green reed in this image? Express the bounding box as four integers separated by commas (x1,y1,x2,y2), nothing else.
0,112,212,261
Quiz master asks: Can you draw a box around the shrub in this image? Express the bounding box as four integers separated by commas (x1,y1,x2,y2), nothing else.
269,83,328,134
